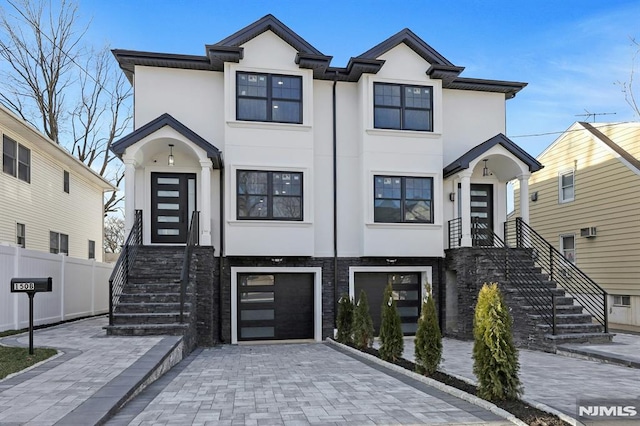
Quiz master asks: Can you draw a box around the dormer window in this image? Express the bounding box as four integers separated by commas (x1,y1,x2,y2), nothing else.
236,72,302,124
374,83,432,131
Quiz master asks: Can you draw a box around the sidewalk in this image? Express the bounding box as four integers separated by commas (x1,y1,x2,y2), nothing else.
399,333,640,418
0,316,182,425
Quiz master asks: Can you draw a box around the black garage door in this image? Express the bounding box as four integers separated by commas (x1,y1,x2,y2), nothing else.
354,272,421,335
237,273,314,341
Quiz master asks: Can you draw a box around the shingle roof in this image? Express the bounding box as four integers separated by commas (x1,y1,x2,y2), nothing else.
443,133,543,178
111,114,222,169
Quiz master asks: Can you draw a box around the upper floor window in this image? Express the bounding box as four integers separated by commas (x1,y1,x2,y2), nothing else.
64,170,70,193
559,170,574,203
50,231,69,255
16,223,25,248
88,240,96,259
374,83,432,131
236,72,302,124
237,170,303,220
560,234,575,264
374,176,433,223
2,136,30,183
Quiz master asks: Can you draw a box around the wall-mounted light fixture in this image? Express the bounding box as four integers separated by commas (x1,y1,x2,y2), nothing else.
449,192,456,202
530,191,538,202
271,258,283,264
482,159,490,177
385,258,397,264
168,144,175,166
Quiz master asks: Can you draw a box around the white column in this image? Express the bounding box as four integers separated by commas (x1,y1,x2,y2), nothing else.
123,158,136,235
459,171,473,247
200,161,212,246
518,172,531,224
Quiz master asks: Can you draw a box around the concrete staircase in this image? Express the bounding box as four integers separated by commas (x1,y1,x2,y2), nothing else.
491,250,614,349
105,246,191,336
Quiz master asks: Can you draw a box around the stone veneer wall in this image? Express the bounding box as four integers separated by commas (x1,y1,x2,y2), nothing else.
218,256,444,343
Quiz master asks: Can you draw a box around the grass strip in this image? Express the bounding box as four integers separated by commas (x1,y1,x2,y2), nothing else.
0,346,57,380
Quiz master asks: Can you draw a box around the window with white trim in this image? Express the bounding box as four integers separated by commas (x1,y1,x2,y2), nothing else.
237,170,303,220
236,72,302,124
374,83,433,131
16,223,25,248
559,170,574,203
50,231,69,255
613,295,631,307
374,175,433,223
64,170,70,193
88,240,96,259
3,135,30,183
560,234,575,264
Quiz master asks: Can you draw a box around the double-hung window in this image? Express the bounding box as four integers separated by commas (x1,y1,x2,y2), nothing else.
559,170,574,203
237,170,303,220
64,170,70,193
560,235,575,264
50,231,69,255
613,295,631,307
374,83,433,131
16,223,25,248
236,72,302,124
2,135,30,182
88,240,96,259
374,176,433,223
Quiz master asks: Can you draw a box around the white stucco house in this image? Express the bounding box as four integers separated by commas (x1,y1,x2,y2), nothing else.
109,14,557,345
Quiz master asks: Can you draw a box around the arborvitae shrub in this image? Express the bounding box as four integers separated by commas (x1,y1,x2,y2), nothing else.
336,293,354,344
472,282,523,401
414,284,442,375
379,283,404,362
352,290,374,350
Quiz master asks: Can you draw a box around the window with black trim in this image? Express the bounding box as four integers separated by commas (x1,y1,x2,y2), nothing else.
3,136,30,182
236,72,302,124
374,176,433,223
50,231,69,255
374,83,433,131
64,170,70,193
559,170,574,203
16,223,25,248
88,240,95,259
237,170,302,220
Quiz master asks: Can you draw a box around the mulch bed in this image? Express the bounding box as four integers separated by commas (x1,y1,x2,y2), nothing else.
353,344,570,426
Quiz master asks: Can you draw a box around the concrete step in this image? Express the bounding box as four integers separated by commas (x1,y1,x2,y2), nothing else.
112,312,189,325
119,292,182,304
528,313,595,325
520,304,584,314
122,283,181,294
537,322,604,334
512,295,575,306
543,332,614,345
105,324,189,336
115,302,191,314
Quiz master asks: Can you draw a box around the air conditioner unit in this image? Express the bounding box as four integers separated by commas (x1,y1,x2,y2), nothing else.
580,227,597,238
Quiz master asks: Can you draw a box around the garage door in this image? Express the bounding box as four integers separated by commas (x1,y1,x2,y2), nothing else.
354,272,421,335
237,273,314,341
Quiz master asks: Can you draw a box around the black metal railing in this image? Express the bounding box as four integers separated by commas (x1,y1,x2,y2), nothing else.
109,210,143,326
179,211,200,323
472,217,557,333
448,217,462,249
505,217,608,332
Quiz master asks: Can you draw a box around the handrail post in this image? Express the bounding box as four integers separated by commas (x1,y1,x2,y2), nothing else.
516,217,522,248
604,295,608,333
549,247,554,282
552,294,557,335
504,221,508,247
109,279,114,326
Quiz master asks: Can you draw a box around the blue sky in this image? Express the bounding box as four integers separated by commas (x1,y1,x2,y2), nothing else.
81,0,640,157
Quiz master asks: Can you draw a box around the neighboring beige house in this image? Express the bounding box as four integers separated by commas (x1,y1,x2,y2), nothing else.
514,121,640,331
0,104,116,261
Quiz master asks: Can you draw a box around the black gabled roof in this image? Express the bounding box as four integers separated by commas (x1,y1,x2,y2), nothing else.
111,113,222,169
443,133,542,178
112,14,527,96
357,28,454,66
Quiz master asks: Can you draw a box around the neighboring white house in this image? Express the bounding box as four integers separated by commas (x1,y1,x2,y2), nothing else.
111,15,542,343
0,104,115,261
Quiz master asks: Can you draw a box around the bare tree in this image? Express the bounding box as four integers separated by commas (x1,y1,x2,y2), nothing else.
104,216,124,253
0,0,131,215
620,38,640,118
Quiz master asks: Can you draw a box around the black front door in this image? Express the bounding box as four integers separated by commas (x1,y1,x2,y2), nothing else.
151,173,196,244
470,183,493,246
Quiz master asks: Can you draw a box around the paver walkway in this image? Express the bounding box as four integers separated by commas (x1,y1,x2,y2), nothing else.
0,317,169,425
400,336,640,417
107,343,512,426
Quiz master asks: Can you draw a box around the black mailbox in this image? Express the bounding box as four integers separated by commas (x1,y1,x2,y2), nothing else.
10,277,53,293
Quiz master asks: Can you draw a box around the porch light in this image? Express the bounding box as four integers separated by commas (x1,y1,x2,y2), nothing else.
482,159,489,177
168,144,175,166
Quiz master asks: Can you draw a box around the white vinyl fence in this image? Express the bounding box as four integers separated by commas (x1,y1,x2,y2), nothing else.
0,245,113,332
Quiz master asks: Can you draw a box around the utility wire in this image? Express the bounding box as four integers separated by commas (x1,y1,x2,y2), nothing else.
508,121,638,139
